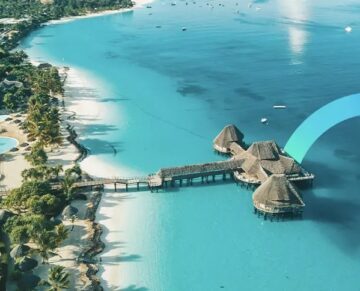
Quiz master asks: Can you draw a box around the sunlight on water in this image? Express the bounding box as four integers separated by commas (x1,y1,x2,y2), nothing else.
21,0,360,290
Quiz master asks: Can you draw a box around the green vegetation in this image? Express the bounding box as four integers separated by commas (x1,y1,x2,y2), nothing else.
0,50,63,147
41,265,70,291
0,0,133,19
0,0,132,288
0,0,133,50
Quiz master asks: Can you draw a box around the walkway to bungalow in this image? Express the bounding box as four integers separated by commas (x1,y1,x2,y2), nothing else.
53,158,247,192
0,125,315,199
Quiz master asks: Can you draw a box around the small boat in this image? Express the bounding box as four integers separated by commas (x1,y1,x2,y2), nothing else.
171,2,177,6
182,27,187,31
261,118,268,124
345,26,352,33
146,5,152,8
156,25,162,28
273,105,287,109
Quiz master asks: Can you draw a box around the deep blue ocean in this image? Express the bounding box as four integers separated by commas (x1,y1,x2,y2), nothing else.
22,0,360,290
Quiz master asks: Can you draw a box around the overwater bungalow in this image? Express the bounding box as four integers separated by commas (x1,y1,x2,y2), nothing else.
213,124,245,154
233,140,305,185
252,174,305,215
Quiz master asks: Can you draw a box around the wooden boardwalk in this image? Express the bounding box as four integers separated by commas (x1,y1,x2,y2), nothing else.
0,154,314,196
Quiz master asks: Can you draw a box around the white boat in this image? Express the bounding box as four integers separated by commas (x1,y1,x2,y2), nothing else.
345,26,352,33
261,118,268,124
273,105,287,109
182,27,187,31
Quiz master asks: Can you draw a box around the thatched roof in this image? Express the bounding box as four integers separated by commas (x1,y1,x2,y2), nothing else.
242,141,301,177
213,125,244,150
10,244,30,258
247,140,280,160
260,156,301,175
62,205,78,219
238,151,268,183
253,174,305,213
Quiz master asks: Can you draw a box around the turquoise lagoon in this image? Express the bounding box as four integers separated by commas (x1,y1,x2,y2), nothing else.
22,0,360,290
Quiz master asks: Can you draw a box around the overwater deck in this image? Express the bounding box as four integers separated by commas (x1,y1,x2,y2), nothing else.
0,125,315,196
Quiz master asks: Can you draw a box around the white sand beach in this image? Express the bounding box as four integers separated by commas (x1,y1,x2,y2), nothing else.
1,0,154,289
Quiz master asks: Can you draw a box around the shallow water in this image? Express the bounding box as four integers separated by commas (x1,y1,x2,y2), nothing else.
0,137,17,154
22,0,360,290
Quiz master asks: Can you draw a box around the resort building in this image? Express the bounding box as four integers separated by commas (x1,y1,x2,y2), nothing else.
212,124,313,216
233,140,303,185
252,174,305,215
213,124,245,154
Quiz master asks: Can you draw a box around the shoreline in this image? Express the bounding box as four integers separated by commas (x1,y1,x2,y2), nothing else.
44,0,153,26
2,0,154,288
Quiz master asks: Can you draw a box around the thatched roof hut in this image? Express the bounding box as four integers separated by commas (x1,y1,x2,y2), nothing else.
213,124,244,153
238,151,268,183
237,141,301,178
247,140,280,160
252,174,305,214
10,244,30,258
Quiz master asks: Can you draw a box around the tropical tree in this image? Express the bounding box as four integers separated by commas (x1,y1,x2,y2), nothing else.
54,224,69,246
22,165,64,182
62,175,76,201
32,229,58,264
2,180,52,213
41,265,70,291
27,194,62,216
25,142,48,167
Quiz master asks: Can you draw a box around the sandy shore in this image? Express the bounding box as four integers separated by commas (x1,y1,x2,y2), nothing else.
2,0,155,288
0,115,29,190
0,108,80,192
46,0,153,26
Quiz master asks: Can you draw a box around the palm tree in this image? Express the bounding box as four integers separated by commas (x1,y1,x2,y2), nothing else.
62,176,76,201
54,224,69,247
32,230,57,264
41,265,70,291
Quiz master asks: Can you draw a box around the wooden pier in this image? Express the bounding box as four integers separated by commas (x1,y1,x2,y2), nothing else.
0,154,314,196
0,125,315,198
48,158,247,193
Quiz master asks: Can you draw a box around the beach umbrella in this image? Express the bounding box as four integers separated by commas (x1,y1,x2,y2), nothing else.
10,147,19,152
10,244,30,258
18,274,41,290
20,142,29,147
16,257,38,272
62,205,78,219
